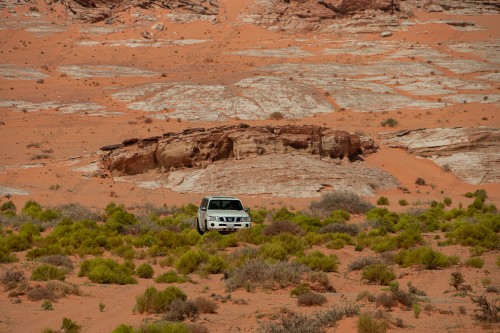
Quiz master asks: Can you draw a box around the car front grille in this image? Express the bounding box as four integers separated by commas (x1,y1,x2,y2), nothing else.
219,217,241,222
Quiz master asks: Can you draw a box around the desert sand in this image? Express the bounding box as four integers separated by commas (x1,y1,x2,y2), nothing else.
0,0,499,332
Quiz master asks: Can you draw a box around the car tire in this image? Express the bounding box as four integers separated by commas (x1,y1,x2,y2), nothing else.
196,218,205,235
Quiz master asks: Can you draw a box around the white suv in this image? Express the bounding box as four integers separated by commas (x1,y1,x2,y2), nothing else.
196,196,251,234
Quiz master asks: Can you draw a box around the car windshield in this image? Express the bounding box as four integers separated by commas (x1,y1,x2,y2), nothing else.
208,200,243,211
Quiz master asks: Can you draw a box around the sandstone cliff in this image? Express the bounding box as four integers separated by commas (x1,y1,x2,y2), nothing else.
100,124,378,176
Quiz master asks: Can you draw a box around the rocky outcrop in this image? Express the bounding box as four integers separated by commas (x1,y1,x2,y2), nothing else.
51,0,218,22
100,124,378,176
380,127,500,184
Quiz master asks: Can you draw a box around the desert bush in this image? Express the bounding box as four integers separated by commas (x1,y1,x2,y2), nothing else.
114,322,190,333
366,208,399,232
315,304,360,327
136,263,154,278
443,197,452,206
375,292,397,310
398,199,408,206
225,259,306,291
258,311,322,333
41,299,53,311
39,255,73,270
269,111,284,120
46,281,81,298
347,256,384,272
32,264,66,281
357,313,387,333
394,247,456,269
23,200,60,222
361,264,396,286
27,285,57,301
263,220,305,236
62,317,81,333
164,298,198,321
79,258,136,284
446,219,499,250
450,271,465,290
291,284,311,297
273,233,307,256
464,257,484,268
155,270,187,284
57,203,99,222
1,200,16,212
309,191,373,216
357,291,376,302
248,209,268,224
204,254,229,274
380,118,398,127
0,268,25,289
194,296,217,313
259,242,288,261
134,286,187,314
376,197,389,206
471,295,499,323
318,223,360,236
415,177,426,186
174,249,209,275
298,292,327,306
296,251,338,272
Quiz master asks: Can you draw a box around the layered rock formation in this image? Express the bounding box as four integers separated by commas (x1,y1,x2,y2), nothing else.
380,127,500,184
100,124,378,176
50,0,218,22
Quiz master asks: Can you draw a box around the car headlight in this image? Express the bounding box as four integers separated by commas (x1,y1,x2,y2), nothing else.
241,217,251,222
208,216,218,221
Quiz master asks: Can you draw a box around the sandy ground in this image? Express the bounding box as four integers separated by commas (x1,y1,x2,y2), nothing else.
0,0,499,332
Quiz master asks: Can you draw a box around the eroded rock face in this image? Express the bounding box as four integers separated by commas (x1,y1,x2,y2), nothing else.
100,124,378,176
53,0,218,22
380,127,500,184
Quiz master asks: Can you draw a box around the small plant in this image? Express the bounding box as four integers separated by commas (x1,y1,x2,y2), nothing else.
134,286,187,314
41,300,53,311
413,302,421,318
135,263,154,278
194,296,218,313
380,118,398,127
309,191,373,216
297,292,327,306
398,199,408,206
291,284,311,297
155,270,187,284
99,300,106,312
361,264,396,286
376,197,389,205
269,111,284,120
450,272,465,290
443,197,452,206
296,251,339,272
164,299,198,321
32,264,66,281
415,177,426,186
357,312,387,333
79,258,136,285
464,257,484,269
61,317,81,333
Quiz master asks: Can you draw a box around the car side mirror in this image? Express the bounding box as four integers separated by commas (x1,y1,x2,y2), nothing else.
244,207,250,212
200,207,206,212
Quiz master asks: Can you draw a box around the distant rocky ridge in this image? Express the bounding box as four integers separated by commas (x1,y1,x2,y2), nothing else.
99,124,378,176
380,127,500,184
48,0,218,22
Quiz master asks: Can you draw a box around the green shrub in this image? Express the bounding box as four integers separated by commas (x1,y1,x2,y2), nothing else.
399,199,408,206
155,270,187,284
32,264,66,281
361,264,396,285
357,313,387,333
290,284,310,297
79,258,136,284
263,220,304,236
23,200,61,221
249,209,268,224
464,257,484,268
136,322,191,333
394,247,455,269
61,317,81,333
272,207,295,221
136,263,154,278
111,324,133,333
41,300,53,311
443,197,452,206
1,201,16,212
205,254,229,274
309,191,373,216
376,197,389,206
259,242,288,261
134,286,187,314
296,251,338,272
366,208,399,232
174,249,209,275
380,118,398,128
447,219,499,250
